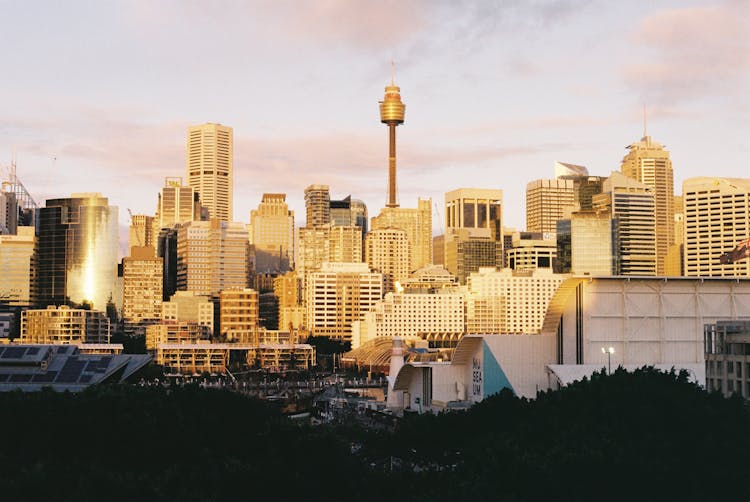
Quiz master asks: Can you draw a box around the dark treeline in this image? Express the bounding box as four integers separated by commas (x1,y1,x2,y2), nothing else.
0,368,748,501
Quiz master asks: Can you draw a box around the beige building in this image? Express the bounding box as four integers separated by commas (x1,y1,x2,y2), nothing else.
557,209,616,275
187,123,233,222
304,262,383,342
593,172,657,276
526,178,575,235
176,219,249,295
505,232,557,272
129,214,155,250
621,134,674,275
371,198,432,273
365,228,410,293
121,246,163,335
21,305,110,344
219,288,259,342
248,193,294,274
296,225,363,273
304,184,331,227
0,227,34,307
156,177,200,230
466,267,564,334
162,291,214,332
683,177,750,277
443,189,503,284
274,271,304,331
665,195,684,276
351,289,465,349
146,321,211,350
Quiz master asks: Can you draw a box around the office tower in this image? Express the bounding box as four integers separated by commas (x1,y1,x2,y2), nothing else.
161,291,214,332
443,188,503,283
621,133,674,275
176,220,249,295
371,198,432,272
121,246,163,336
304,262,383,342
329,225,363,263
219,288,259,342
0,191,18,234
274,271,304,331
572,176,605,211
557,209,616,275
432,235,444,266
34,193,118,311
683,177,750,277
465,268,564,334
187,123,233,222
156,177,201,230
525,179,575,234
505,232,557,272
249,193,295,274
0,227,34,306
21,305,110,344
379,74,406,208
593,172,657,276
304,185,330,227
129,214,155,250
365,228,410,293
157,227,178,301
352,288,464,349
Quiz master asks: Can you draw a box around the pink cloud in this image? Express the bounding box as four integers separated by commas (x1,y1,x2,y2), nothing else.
623,1,750,101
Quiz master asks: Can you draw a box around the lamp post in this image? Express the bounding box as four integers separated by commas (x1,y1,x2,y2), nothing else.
601,346,615,374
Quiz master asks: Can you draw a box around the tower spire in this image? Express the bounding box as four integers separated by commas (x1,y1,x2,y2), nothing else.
390,60,395,86
642,103,648,139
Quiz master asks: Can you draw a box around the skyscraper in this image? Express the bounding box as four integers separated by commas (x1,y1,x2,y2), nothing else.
176,219,249,295
129,214,155,250
122,246,163,336
683,177,750,277
156,177,201,230
365,228,410,293
621,133,674,275
187,123,233,222
249,193,295,274
34,193,118,311
526,179,575,235
379,73,406,208
371,199,433,273
593,172,657,276
443,188,503,283
304,184,330,227
0,226,34,307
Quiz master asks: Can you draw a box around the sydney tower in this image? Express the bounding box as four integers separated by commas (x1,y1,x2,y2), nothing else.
379,73,406,208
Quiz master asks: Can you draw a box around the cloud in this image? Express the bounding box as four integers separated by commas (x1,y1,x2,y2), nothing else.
623,1,750,102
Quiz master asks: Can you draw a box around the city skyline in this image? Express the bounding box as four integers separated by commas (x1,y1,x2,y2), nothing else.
0,0,748,243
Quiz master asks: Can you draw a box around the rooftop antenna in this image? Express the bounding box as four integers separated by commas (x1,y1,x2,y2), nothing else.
390,59,395,86
642,103,647,138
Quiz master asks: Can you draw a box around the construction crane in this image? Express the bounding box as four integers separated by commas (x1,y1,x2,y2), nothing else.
127,208,143,247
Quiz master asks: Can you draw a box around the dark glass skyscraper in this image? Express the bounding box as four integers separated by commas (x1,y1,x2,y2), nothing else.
34,193,118,310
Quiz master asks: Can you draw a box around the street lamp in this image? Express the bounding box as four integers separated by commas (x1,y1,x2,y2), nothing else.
601,346,615,374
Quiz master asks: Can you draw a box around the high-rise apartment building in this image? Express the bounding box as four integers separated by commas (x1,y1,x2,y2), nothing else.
161,291,214,332
621,134,674,275
156,177,201,230
121,246,163,335
0,226,34,307
593,172,657,276
187,123,233,222
34,193,118,311
219,288,259,342
21,305,110,344
304,185,331,227
176,219,249,295
683,177,750,277
249,193,295,274
296,225,363,273
129,214,155,250
371,198,432,272
304,262,383,342
365,228,410,293
526,179,575,235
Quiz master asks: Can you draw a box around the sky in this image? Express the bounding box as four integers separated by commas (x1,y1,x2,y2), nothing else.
1,0,748,254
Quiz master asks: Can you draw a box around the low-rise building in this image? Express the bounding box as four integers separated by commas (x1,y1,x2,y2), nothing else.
21,306,110,345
